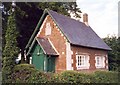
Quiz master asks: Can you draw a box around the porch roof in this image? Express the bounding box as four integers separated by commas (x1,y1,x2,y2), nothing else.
36,37,58,56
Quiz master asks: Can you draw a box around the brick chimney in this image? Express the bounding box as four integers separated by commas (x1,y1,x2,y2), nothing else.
83,13,89,26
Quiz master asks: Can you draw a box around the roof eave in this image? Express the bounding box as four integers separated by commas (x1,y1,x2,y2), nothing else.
25,9,49,55
71,43,112,51
36,37,47,55
47,10,70,43
25,9,48,50
46,53,59,56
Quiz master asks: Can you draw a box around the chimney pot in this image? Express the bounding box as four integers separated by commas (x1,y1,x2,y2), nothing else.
83,13,89,26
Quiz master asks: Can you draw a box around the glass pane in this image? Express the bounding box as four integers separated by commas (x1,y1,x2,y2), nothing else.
97,57,99,65
78,56,79,65
80,56,82,65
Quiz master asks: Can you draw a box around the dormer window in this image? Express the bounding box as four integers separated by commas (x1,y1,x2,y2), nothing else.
45,22,51,36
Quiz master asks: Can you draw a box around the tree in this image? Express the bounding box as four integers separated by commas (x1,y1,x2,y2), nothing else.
1,1,81,82
2,2,11,52
2,9,19,82
2,2,81,63
15,2,81,63
103,35,120,72
117,37,120,72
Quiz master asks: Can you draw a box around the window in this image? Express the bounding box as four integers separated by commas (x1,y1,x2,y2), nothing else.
76,55,90,69
45,22,51,35
78,55,85,66
95,56,105,68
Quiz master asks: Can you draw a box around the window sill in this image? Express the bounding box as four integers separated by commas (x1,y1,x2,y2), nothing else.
77,66,89,70
96,66,104,68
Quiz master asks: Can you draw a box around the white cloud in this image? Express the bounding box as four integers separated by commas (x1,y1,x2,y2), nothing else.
77,0,119,38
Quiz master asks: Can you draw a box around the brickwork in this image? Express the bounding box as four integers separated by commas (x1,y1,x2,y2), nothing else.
37,15,67,73
71,45,108,73
36,15,109,73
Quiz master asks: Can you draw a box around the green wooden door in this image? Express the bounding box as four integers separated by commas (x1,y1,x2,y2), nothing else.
47,56,56,72
31,43,56,72
32,54,44,71
31,44,44,71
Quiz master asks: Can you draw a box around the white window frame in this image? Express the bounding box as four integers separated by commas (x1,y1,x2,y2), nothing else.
45,22,51,35
95,56,105,68
76,54,90,70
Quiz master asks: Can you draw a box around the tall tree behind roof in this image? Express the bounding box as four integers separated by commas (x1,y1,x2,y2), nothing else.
2,2,81,62
103,36,120,72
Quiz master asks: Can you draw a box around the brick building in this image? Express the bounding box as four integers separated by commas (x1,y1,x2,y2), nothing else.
25,9,111,73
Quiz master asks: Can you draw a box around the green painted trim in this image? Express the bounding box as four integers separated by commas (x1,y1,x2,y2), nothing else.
26,9,71,55
26,38,36,56
25,10,47,49
26,9,48,55
26,37,47,56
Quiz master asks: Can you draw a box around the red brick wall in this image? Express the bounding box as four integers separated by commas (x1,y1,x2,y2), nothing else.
71,45,108,73
36,15,109,73
37,15,67,73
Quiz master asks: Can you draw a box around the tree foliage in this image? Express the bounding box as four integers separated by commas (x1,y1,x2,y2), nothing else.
1,2,81,82
2,11,19,82
2,2,81,48
15,2,81,50
103,35,120,72
2,2,81,63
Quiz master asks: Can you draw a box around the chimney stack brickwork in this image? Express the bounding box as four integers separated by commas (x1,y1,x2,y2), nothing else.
83,13,89,26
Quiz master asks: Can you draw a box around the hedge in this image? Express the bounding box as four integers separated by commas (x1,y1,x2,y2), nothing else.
50,71,94,83
11,64,51,83
27,71,49,83
50,70,119,83
11,64,38,83
11,64,119,84
94,71,119,83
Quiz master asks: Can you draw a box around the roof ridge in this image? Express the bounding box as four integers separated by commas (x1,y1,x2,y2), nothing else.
26,9,111,55
48,10,84,24
47,10,111,50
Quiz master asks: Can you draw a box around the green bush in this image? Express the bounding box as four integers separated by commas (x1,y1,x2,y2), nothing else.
28,71,49,83
49,73,62,83
13,64,37,72
49,70,119,84
11,64,119,84
60,71,92,83
11,64,50,83
11,64,38,83
94,71,119,83
60,71,78,83
49,71,94,83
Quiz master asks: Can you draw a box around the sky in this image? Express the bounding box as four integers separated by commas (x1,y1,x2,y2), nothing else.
76,0,119,38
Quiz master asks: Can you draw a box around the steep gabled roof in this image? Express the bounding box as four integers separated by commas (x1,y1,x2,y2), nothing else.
26,9,111,55
48,10,111,50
